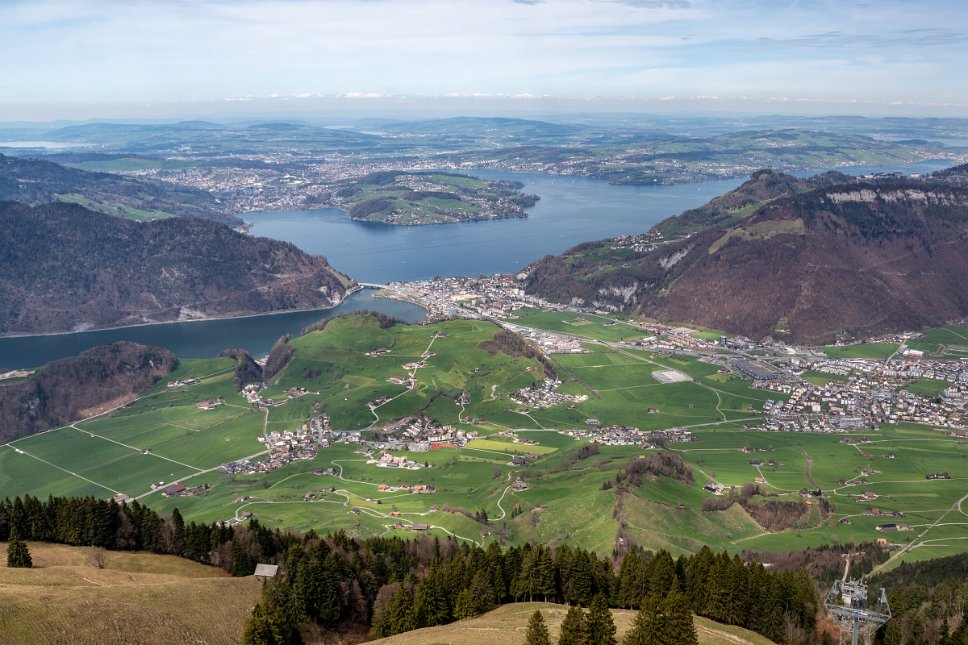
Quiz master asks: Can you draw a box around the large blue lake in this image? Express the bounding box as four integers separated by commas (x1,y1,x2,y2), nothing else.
1,160,951,370
247,170,745,284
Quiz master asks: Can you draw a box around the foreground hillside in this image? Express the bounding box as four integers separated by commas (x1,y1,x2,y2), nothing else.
368,602,777,645
0,542,260,645
0,153,239,225
524,166,968,342
0,201,350,335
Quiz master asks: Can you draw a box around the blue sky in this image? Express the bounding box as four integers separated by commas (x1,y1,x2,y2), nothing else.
1,0,966,120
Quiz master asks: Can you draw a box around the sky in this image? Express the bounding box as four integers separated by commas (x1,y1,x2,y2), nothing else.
1,0,967,121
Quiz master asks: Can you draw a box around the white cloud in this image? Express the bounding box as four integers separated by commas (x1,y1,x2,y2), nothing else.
0,0,965,118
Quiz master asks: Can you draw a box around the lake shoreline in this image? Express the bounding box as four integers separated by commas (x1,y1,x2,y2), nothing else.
0,285,374,341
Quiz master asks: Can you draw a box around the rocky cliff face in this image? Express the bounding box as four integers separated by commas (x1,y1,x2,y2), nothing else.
0,201,350,335
524,168,968,343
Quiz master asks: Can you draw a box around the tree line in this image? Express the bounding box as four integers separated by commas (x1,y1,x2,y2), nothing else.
241,537,819,644
1,494,818,644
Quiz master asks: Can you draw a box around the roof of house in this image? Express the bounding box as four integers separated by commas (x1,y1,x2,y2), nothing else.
254,564,279,578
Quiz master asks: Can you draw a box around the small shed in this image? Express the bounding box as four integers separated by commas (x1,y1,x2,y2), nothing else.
254,564,279,579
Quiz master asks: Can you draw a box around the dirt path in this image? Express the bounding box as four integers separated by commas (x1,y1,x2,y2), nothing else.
870,490,968,577
802,450,819,490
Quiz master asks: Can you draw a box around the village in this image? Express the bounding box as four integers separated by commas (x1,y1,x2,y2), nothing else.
378,275,968,436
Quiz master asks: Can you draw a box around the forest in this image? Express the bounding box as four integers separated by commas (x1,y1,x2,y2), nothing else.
2,493,965,645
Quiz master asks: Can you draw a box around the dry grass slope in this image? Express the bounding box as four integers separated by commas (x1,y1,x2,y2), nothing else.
368,602,776,645
0,542,261,645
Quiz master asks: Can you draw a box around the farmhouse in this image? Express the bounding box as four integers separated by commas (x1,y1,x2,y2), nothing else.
162,483,186,497
876,523,909,532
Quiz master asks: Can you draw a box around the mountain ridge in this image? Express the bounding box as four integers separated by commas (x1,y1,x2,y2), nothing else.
523,167,968,342
0,201,350,335
0,153,240,225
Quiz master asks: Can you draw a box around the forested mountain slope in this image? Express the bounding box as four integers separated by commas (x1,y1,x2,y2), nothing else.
524,167,968,342
0,341,175,442
0,201,349,335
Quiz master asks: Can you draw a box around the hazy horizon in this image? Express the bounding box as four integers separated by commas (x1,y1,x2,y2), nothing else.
2,0,967,122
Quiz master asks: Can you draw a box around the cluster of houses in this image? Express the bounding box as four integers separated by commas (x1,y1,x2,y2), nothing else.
876,523,911,532
565,425,695,448
195,396,224,410
380,275,534,321
167,378,199,389
510,378,588,410
369,416,479,452
505,324,587,355
376,483,435,493
757,361,968,432
370,452,423,469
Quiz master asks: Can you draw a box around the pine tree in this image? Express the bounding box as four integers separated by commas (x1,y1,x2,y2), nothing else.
567,549,595,606
660,587,697,645
623,594,662,645
558,605,587,645
453,588,477,620
648,551,676,598
586,594,617,645
6,528,32,568
242,602,286,645
525,609,551,645
243,575,303,645
171,508,186,556
232,538,255,576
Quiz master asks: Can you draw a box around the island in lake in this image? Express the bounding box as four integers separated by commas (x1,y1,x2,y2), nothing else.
317,170,539,225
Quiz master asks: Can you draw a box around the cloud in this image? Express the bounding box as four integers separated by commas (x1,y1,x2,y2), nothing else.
0,0,966,119
752,28,968,49
595,0,691,7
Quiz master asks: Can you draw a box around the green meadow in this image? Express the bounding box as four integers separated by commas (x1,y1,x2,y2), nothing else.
1,315,964,565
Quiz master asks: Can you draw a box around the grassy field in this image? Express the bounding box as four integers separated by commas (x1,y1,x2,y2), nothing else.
1,315,964,566
56,192,177,221
0,542,260,645
369,602,776,645
907,324,968,358
507,308,653,342
821,343,900,360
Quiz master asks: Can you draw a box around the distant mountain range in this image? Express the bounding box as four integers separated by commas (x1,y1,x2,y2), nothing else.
0,153,239,225
523,164,968,343
0,201,350,335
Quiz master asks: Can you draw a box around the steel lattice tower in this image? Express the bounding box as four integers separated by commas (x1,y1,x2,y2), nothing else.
825,579,891,645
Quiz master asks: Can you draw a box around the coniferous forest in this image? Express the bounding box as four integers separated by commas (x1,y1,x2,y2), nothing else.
2,494,966,645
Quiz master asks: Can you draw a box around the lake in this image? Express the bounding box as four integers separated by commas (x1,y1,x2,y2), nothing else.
247,161,955,284
247,170,745,284
0,289,425,372
3,160,950,370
